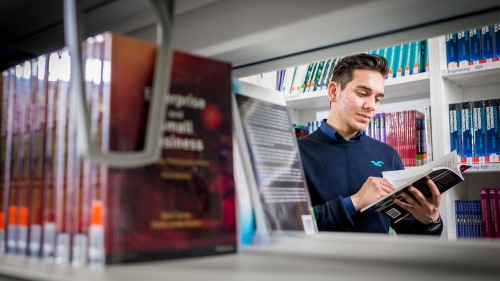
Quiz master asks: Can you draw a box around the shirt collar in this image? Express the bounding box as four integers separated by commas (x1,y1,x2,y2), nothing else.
319,119,364,141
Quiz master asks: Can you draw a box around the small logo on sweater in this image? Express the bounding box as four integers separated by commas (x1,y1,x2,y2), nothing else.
371,160,384,167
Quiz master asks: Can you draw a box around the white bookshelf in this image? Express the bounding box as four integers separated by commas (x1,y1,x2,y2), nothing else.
1,0,500,280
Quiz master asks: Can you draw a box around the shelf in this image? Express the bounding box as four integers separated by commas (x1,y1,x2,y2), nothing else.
0,233,499,281
464,162,500,174
285,72,430,110
441,61,500,88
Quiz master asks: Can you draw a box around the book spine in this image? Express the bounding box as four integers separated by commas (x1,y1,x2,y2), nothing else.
494,23,500,61
472,100,486,163
396,44,404,78
42,52,59,260
460,102,473,163
484,99,496,162
457,30,470,67
54,50,71,263
445,33,458,69
479,188,491,238
480,25,494,63
497,99,500,157
489,189,500,238
311,60,325,92
29,55,48,258
0,69,15,255
469,27,481,65
403,42,412,76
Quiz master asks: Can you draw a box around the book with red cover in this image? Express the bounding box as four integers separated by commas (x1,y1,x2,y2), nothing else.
490,189,500,238
28,55,49,257
90,33,235,264
480,188,491,238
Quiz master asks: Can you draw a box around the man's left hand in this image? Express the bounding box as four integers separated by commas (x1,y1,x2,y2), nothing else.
393,179,441,224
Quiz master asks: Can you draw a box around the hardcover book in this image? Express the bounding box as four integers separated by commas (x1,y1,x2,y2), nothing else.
361,151,470,223
94,33,236,264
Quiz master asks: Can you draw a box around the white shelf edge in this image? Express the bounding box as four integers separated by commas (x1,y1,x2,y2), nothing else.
463,162,500,173
441,61,500,88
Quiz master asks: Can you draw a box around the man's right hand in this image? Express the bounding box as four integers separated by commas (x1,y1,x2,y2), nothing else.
350,177,396,211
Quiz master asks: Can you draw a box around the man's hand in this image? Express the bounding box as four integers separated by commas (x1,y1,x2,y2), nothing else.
351,177,396,211
393,179,441,224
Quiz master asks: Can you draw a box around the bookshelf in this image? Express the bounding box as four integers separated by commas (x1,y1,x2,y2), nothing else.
1,0,500,279
283,34,500,240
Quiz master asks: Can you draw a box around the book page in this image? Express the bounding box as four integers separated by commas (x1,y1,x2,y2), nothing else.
382,150,459,189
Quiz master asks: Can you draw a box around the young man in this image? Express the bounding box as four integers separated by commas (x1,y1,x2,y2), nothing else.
298,54,442,235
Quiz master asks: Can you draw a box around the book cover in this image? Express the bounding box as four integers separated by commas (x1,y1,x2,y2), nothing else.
469,27,481,65
97,33,236,264
361,151,470,223
479,188,491,238
233,81,317,237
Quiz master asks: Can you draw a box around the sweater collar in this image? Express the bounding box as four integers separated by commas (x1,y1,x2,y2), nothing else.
319,119,364,141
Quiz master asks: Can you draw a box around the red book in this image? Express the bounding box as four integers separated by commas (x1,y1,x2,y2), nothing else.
489,188,500,238
28,55,49,257
480,188,491,238
42,52,60,260
88,33,236,265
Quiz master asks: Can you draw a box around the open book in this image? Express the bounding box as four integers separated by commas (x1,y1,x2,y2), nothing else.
360,151,470,223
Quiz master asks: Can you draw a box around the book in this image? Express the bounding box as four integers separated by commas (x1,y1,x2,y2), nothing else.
445,33,458,69
93,33,236,264
360,151,471,223
232,81,317,241
480,188,491,238
469,27,481,65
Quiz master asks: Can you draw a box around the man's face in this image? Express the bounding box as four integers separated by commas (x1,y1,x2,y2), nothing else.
329,69,385,137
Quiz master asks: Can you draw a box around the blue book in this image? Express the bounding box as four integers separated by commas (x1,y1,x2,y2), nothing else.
496,99,500,156
461,101,474,160
481,25,494,63
469,28,481,64
457,30,470,67
472,100,486,161
449,103,460,153
485,99,499,160
494,23,500,60
445,33,458,69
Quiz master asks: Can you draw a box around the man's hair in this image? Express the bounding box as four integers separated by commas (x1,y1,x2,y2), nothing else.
330,53,389,90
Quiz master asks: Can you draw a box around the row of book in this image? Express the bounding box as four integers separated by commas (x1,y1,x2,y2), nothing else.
303,108,432,167
445,24,500,69
241,40,428,95
367,40,428,78
365,109,432,167
455,188,500,239
449,99,499,164
0,33,237,266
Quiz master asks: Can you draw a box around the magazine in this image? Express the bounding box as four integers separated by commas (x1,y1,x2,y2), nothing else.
361,151,470,223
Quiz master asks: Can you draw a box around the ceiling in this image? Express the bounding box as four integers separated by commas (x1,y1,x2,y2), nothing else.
1,0,500,75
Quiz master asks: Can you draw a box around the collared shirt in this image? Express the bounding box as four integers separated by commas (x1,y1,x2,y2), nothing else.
319,119,363,216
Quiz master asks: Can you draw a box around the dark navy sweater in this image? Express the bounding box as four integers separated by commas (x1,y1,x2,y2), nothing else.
298,122,442,235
